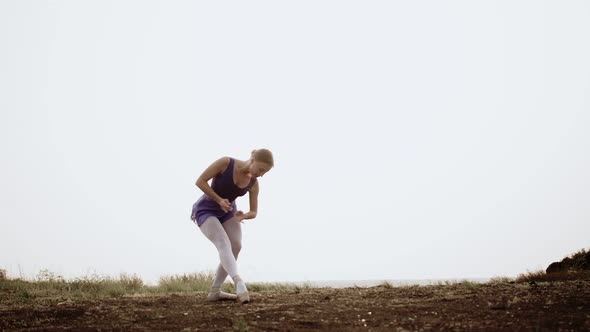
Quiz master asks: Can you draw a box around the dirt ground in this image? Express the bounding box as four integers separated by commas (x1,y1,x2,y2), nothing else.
1,280,589,331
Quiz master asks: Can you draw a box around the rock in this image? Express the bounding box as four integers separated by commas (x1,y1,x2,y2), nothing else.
546,250,590,273
546,262,563,274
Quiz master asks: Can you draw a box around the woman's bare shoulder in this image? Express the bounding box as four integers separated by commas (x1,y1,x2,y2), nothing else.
214,156,231,173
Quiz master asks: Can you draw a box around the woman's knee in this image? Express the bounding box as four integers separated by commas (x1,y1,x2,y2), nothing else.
231,241,242,257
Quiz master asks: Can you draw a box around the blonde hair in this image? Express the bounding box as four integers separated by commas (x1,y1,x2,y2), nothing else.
251,148,274,167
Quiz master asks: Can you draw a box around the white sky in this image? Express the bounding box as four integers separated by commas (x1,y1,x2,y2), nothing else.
1,1,589,285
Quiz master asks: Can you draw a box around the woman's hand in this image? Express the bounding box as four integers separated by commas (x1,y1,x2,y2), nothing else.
217,198,233,213
235,210,257,223
235,211,246,223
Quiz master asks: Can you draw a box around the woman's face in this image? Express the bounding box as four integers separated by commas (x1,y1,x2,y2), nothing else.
248,160,272,178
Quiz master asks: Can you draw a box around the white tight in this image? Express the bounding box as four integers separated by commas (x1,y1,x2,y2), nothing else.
199,216,242,288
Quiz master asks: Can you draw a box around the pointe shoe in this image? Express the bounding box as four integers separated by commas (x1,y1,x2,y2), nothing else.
237,291,250,304
235,281,250,304
207,291,237,302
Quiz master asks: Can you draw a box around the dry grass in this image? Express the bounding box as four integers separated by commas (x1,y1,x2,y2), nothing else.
516,247,590,283
247,281,312,293
0,270,148,300
380,280,394,289
567,248,588,260
0,269,310,299
488,276,514,284
516,270,590,283
430,279,484,288
155,271,218,293
2,247,588,299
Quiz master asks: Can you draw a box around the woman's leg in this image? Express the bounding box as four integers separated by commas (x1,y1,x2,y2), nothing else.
199,216,239,280
200,216,249,303
211,217,242,289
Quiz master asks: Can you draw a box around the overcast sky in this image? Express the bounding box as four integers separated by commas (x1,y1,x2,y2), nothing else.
1,1,589,285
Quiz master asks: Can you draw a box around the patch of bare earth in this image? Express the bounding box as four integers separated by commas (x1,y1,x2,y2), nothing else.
1,280,589,331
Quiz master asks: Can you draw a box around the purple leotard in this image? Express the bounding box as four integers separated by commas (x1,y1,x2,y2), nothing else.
191,158,257,227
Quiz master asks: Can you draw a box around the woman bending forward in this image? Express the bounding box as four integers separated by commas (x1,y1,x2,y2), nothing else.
191,149,274,304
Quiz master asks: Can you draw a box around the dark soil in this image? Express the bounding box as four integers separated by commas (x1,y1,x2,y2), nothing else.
1,280,589,331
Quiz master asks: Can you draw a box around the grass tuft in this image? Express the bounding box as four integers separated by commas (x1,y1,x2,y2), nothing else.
380,280,394,289
516,270,590,283
488,276,514,284
458,280,481,289
233,318,249,332
119,273,144,291
567,248,588,261
155,272,216,293
246,281,309,293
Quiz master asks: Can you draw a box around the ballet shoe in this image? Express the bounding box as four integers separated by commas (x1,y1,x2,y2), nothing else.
237,291,250,304
207,290,237,301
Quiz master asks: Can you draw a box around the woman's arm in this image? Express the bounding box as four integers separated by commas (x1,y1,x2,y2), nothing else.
195,157,231,211
237,182,259,221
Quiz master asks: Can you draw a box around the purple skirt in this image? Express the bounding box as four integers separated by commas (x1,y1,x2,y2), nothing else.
191,195,237,227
